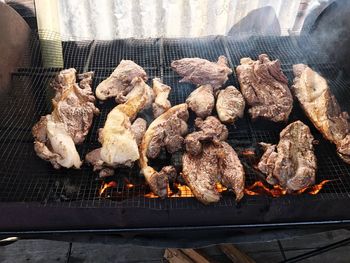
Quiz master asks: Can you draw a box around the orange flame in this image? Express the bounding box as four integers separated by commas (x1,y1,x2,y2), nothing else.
244,181,287,197
245,180,331,197
144,184,195,198
99,181,117,196
308,180,331,195
216,182,228,192
170,184,194,197
144,183,228,199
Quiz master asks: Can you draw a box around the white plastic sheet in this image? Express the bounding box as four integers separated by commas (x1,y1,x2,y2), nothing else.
58,0,322,40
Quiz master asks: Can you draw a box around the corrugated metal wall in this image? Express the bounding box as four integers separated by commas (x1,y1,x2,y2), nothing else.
58,0,322,40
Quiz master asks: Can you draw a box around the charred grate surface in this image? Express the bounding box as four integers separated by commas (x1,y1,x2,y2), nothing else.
0,33,350,210
62,40,94,69
89,38,161,72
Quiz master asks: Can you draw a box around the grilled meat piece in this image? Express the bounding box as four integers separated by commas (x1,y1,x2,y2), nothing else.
152,78,172,118
258,121,317,191
186,84,215,118
184,116,228,156
146,109,188,159
292,64,350,164
217,141,245,201
171,56,232,90
33,115,82,169
99,78,149,167
95,60,148,102
147,165,177,198
86,78,151,176
140,104,189,198
33,68,99,169
182,143,221,204
51,69,99,144
236,54,293,122
182,141,245,204
216,86,245,124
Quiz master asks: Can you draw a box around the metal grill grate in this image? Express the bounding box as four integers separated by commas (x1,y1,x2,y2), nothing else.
0,32,350,210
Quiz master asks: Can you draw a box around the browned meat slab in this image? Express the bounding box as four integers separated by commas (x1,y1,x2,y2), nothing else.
182,114,244,204
293,64,350,164
182,141,245,204
186,84,215,118
236,54,293,122
182,143,221,204
258,121,317,191
217,141,245,201
216,86,245,124
95,60,148,102
171,56,232,90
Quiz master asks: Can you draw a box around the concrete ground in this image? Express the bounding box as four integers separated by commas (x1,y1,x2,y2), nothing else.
1,229,350,262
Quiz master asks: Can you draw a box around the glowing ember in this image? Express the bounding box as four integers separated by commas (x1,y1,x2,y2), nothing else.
244,181,287,197
99,181,117,196
126,183,134,189
241,149,255,156
245,180,331,197
144,192,159,198
244,189,259,196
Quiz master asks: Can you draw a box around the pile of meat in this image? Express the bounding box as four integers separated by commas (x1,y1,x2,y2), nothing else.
32,53,349,204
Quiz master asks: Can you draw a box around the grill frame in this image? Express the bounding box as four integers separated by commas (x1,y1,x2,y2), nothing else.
1,32,350,233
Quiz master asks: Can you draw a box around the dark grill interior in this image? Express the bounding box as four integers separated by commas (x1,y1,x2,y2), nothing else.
1,32,350,212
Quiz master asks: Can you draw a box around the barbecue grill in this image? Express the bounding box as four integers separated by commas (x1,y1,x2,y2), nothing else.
1,0,350,250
